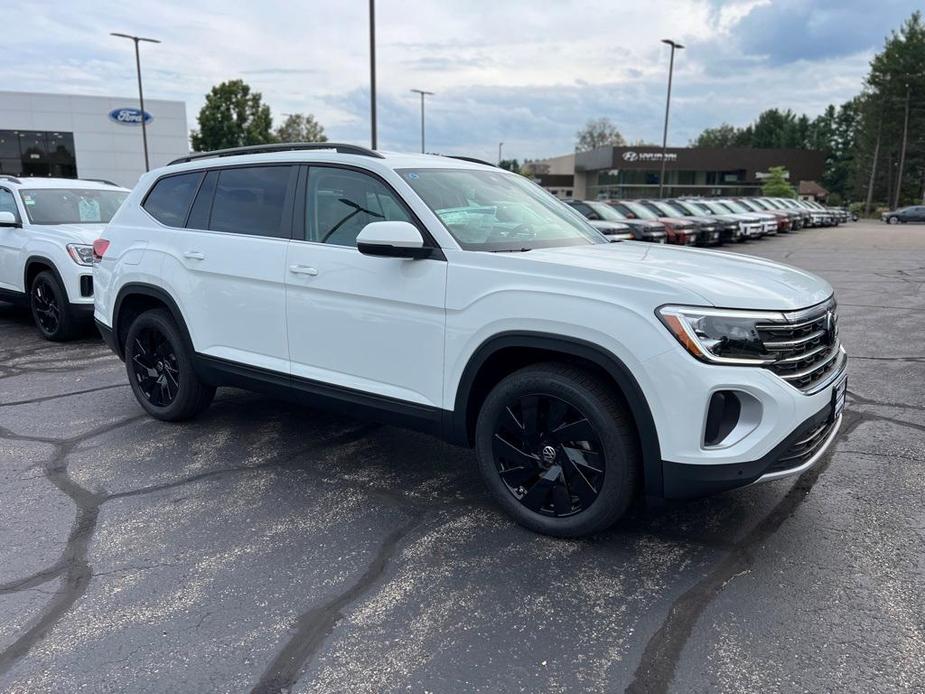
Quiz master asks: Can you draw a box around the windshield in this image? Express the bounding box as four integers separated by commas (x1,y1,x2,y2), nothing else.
647,200,681,217
719,199,749,214
618,201,660,220
20,188,128,225
698,201,729,215
398,169,605,251
586,201,627,222
671,200,704,216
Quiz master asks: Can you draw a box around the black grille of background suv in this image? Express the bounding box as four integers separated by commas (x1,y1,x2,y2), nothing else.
756,298,844,392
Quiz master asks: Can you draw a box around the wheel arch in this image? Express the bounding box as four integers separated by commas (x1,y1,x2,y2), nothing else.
24,255,66,296
449,331,663,496
112,283,194,360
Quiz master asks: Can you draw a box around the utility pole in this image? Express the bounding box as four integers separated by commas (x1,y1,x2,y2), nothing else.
369,0,377,149
498,142,503,165
864,98,885,217
894,82,911,210
410,89,434,153
658,39,684,198
111,32,160,171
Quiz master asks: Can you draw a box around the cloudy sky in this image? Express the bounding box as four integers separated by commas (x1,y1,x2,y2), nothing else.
2,0,920,161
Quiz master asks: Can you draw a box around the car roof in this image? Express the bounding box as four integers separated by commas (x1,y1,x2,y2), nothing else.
0,176,130,192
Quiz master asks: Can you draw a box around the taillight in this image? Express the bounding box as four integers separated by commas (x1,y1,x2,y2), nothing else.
92,239,110,263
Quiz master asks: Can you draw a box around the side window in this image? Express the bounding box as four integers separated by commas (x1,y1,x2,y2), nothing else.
306,167,412,247
143,172,204,227
0,188,18,219
209,166,293,238
186,170,218,229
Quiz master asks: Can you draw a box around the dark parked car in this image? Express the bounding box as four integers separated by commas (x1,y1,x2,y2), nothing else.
639,199,727,245
607,200,699,246
565,200,667,243
882,205,925,224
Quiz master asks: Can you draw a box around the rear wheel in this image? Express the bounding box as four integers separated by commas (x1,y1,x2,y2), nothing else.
475,363,639,537
124,309,215,421
30,270,77,341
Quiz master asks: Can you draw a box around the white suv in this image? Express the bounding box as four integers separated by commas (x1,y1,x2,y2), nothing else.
0,176,130,340
93,144,847,537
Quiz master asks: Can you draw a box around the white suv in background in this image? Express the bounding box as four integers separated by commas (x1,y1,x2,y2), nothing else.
0,176,130,340
93,144,847,537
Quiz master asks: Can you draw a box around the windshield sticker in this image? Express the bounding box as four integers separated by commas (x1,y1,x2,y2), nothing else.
78,197,102,222
406,172,419,180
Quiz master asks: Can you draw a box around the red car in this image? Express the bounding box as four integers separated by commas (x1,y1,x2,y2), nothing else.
607,200,699,246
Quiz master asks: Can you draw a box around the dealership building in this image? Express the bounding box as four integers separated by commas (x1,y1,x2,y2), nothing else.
526,146,826,200
0,91,189,189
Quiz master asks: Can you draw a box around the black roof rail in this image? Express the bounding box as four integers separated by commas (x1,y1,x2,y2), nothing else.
168,142,385,166
82,178,120,186
443,155,496,167
0,174,22,184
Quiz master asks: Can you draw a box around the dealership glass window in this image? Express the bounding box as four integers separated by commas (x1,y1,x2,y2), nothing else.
210,166,294,238
143,172,204,227
0,131,21,176
0,129,77,178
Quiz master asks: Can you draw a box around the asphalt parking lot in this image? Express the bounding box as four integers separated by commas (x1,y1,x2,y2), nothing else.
1,220,923,693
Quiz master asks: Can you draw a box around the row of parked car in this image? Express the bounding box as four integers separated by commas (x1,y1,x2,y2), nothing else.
565,196,851,246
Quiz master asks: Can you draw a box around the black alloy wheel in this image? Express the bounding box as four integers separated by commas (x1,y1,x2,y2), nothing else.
31,277,60,335
492,394,606,517
130,325,181,407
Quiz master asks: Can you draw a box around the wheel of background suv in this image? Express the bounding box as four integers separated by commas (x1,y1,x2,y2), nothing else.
30,270,77,341
475,363,640,537
887,215,899,224
124,309,215,421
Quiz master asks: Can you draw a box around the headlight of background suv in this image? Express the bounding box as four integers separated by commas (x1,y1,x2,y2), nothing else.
657,305,784,365
66,244,94,266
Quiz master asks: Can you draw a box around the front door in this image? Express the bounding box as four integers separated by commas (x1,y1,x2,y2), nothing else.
285,165,447,408
0,187,26,293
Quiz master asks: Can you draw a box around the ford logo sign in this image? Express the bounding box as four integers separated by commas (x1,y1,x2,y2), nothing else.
108,108,153,126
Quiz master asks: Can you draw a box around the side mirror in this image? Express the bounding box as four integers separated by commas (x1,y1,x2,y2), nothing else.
357,221,432,259
0,211,19,227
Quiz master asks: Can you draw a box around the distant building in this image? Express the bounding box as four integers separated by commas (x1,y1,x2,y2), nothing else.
527,146,826,200
798,180,829,201
0,90,189,189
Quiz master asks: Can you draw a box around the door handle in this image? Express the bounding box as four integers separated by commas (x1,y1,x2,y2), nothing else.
289,264,319,276
183,251,205,260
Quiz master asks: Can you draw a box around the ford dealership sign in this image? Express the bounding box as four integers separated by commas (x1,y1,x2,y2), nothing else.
109,108,153,126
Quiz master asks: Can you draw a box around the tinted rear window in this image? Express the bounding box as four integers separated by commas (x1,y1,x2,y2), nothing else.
209,166,293,237
143,172,203,227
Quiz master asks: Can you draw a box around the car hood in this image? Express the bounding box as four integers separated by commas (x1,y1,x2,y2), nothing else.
655,216,699,228
38,223,108,244
518,242,833,310
588,220,630,231
621,219,667,232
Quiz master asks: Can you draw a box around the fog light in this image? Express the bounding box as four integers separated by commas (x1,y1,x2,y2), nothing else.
704,391,741,446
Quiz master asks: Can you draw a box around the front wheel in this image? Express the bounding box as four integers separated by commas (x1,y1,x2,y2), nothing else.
475,363,640,537
887,215,899,225
124,309,215,421
30,270,77,341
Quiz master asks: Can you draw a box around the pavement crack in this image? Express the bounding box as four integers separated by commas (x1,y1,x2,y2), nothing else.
625,408,865,694
250,514,426,694
0,383,129,408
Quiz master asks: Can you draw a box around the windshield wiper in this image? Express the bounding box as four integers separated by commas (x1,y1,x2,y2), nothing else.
490,248,532,253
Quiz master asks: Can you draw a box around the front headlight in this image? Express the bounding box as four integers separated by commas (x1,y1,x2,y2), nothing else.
66,244,94,266
657,305,784,365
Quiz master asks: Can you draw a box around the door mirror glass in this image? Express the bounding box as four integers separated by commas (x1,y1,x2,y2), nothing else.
0,210,18,226
356,221,430,259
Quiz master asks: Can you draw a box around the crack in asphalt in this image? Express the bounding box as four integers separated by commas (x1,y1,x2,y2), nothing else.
625,408,869,694
848,389,925,413
0,383,129,408
250,514,427,694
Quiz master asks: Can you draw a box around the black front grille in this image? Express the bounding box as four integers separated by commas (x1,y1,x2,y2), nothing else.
757,299,843,392
767,416,837,473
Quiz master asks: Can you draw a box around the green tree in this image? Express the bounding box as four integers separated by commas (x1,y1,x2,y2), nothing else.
575,117,626,151
690,123,748,148
498,158,521,173
190,80,275,152
761,166,796,197
275,113,327,143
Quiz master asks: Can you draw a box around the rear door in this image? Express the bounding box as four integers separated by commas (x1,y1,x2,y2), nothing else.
150,165,296,374
285,165,447,408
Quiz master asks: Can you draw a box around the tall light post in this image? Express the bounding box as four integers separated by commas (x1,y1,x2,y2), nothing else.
369,0,377,149
658,38,684,198
410,89,434,153
498,142,504,165
111,32,160,172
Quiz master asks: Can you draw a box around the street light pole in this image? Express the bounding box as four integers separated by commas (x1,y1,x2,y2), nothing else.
498,142,504,165
410,89,434,153
111,32,160,172
894,81,911,210
369,0,377,149
658,39,684,199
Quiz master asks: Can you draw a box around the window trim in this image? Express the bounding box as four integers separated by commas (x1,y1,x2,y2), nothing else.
294,163,445,261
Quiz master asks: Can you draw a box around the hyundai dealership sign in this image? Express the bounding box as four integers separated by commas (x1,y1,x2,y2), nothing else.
108,107,153,125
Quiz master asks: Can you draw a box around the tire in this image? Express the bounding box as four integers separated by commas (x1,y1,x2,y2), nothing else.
887,216,899,225
124,308,215,421
475,363,640,537
30,270,78,341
